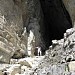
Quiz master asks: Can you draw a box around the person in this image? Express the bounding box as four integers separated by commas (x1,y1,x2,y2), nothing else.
35,46,42,56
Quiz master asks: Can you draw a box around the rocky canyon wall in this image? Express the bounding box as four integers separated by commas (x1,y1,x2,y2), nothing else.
0,0,26,63
0,0,74,63
0,0,45,63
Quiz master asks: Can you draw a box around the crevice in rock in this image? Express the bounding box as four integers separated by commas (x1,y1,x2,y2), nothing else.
39,0,72,49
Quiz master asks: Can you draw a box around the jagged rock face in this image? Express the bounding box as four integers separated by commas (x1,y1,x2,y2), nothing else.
62,0,75,26
0,0,45,62
34,28,75,75
0,0,23,35
0,0,27,63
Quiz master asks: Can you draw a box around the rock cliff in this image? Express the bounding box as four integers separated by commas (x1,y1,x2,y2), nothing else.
0,0,45,63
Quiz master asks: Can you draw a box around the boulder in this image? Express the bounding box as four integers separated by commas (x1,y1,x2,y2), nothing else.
12,49,27,59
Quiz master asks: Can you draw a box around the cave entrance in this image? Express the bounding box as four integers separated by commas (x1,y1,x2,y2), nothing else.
40,0,72,49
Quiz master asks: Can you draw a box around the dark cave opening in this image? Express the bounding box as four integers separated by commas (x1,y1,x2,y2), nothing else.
40,0,72,49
